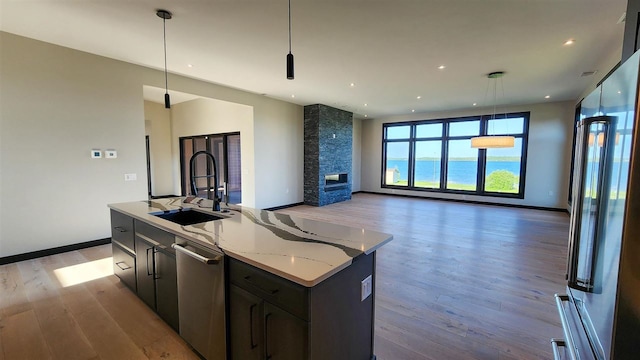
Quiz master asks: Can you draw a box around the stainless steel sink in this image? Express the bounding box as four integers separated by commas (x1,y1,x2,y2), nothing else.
153,209,226,226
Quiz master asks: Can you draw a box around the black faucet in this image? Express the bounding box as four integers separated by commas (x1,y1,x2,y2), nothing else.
189,150,221,211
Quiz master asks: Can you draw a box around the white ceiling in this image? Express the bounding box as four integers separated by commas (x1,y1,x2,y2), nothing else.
0,0,628,119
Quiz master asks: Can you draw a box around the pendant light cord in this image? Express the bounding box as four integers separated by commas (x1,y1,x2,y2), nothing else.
288,0,292,54
163,17,168,93
492,77,497,121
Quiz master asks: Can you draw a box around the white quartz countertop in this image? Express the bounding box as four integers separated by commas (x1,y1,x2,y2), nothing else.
108,198,393,287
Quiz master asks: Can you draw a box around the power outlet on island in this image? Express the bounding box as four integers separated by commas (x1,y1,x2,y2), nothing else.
361,275,372,301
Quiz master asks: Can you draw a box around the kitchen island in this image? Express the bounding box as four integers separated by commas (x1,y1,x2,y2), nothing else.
108,197,392,360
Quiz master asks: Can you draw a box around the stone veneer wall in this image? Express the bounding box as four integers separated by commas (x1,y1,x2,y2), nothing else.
304,104,353,206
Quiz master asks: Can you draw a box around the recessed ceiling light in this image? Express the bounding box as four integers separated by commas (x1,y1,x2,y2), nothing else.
187,64,193,68
618,90,622,94
545,95,551,99
291,94,295,98
438,65,446,70
364,103,368,107
417,96,422,99
564,39,575,46
473,103,477,106
411,109,415,113
350,83,355,87
364,114,368,118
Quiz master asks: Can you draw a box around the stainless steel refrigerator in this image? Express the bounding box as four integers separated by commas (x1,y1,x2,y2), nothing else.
553,50,640,359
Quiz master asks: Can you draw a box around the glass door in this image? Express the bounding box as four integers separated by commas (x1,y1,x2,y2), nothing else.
180,132,242,204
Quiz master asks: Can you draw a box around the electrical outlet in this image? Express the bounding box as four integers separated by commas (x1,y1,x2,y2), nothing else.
124,173,137,181
105,150,117,158
361,275,372,301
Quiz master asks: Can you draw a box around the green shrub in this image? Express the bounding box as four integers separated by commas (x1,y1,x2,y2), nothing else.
486,170,518,192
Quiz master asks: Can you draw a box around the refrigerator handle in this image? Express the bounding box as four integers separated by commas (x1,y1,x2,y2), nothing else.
566,116,617,291
550,338,566,360
554,294,578,360
566,121,587,285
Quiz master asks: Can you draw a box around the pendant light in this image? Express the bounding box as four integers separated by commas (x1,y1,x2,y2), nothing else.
471,71,515,148
157,9,172,109
286,0,294,79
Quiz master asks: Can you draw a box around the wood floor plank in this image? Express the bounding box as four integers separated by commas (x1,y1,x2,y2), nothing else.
0,263,32,319
0,309,52,359
16,257,98,360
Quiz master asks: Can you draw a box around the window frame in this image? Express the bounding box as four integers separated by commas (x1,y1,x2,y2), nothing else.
381,112,530,199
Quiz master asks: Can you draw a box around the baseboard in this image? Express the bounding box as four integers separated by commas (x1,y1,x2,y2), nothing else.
150,194,181,199
357,191,570,214
263,202,305,211
0,238,112,265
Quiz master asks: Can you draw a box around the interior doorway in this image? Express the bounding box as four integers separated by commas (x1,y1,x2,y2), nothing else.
145,135,152,198
180,132,242,204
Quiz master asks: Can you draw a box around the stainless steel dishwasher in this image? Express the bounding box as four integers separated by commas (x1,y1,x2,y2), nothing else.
172,241,226,360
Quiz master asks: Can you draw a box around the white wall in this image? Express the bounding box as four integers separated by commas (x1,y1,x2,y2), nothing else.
144,101,174,196
170,98,255,207
250,99,303,209
352,118,362,192
0,32,303,257
360,101,576,209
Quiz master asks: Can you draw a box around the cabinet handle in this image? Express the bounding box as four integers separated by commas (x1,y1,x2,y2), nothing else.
265,312,272,360
113,226,127,232
249,304,257,349
171,244,222,264
115,261,131,270
153,248,160,280
146,247,153,276
243,276,280,295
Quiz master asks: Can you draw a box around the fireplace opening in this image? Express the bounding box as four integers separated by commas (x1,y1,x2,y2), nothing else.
324,173,348,192
325,173,347,186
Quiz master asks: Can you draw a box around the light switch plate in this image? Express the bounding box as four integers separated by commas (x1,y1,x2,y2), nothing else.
91,150,102,158
124,173,137,181
105,150,117,158
361,274,372,301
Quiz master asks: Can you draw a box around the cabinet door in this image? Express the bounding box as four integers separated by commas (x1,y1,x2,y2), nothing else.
134,236,156,310
230,285,263,360
154,248,179,331
112,242,136,291
264,302,308,360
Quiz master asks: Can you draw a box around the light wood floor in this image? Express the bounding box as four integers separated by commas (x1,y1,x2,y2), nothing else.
0,193,569,359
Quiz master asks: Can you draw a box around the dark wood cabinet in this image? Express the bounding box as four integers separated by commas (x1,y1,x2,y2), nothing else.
110,210,135,252
111,241,136,291
134,234,157,310
229,255,375,360
229,284,308,360
229,285,263,360
132,218,179,332
154,246,179,331
111,210,136,291
263,302,308,360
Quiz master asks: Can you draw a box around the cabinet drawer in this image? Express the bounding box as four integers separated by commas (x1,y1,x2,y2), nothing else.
112,242,136,291
134,220,175,253
229,258,309,321
111,210,135,252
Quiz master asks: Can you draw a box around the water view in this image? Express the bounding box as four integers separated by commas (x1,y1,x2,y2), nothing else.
386,158,521,192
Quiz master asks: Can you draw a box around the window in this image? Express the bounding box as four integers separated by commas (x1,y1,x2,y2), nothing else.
382,112,529,198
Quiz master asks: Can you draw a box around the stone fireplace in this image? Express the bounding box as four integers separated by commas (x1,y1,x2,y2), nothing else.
304,104,352,206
